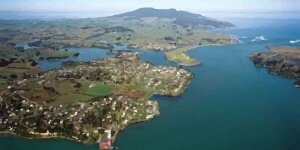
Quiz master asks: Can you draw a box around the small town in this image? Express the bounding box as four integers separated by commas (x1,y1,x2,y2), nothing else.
0,51,193,149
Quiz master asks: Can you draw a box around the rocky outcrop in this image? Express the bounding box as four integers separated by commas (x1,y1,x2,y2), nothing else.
91,43,114,50
294,80,300,88
250,46,300,88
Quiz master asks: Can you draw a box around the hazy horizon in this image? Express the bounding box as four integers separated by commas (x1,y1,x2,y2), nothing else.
1,0,300,13
1,0,300,20
1,10,300,20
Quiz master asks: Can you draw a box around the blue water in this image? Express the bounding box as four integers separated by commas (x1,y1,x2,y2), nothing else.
1,18,300,150
38,47,174,71
38,48,108,71
114,18,300,150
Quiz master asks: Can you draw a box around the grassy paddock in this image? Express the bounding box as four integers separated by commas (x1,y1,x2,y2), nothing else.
83,84,114,96
165,46,200,66
50,94,93,106
0,81,7,91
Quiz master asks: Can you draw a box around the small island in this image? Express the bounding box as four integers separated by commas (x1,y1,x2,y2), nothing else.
250,46,300,87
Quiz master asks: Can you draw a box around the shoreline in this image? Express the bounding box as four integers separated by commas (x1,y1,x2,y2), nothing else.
249,46,300,88
0,77,196,147
165,38,237,67
0,98,161,146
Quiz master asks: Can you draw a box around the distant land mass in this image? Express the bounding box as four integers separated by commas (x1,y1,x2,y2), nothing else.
1,8,235,66
112,7,234,28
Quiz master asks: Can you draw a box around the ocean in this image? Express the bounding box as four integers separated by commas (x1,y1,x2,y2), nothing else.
1,15,300,150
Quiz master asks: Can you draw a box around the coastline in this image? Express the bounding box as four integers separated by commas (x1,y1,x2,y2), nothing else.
0,51,192,148
0,68,194,146
0,131,85,144
165,37,238,67
0,98,161,146
249,46,300,88
165,46,201,67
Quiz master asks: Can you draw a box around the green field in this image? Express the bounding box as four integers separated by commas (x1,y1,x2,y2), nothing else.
83,84,114,96
50,94,93,106
0,49,77,61
0,81,7,91
0,70,14,78
166,46,200,66
0,67,39,80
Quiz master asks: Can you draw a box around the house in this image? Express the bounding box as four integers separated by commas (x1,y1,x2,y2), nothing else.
100,132,112,150
99,139,112,150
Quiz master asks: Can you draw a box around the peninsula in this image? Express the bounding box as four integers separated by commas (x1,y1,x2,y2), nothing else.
0,51,193,146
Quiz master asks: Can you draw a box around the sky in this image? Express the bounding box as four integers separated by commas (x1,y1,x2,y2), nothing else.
0,0,300,14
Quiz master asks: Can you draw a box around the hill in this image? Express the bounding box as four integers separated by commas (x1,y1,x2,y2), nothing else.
112,7,234,28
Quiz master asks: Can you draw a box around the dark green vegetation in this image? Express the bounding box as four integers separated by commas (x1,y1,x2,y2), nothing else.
0,44,79,88
250,46,300,87
0,48,78,62
0,81,7,91
114,8,234,28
